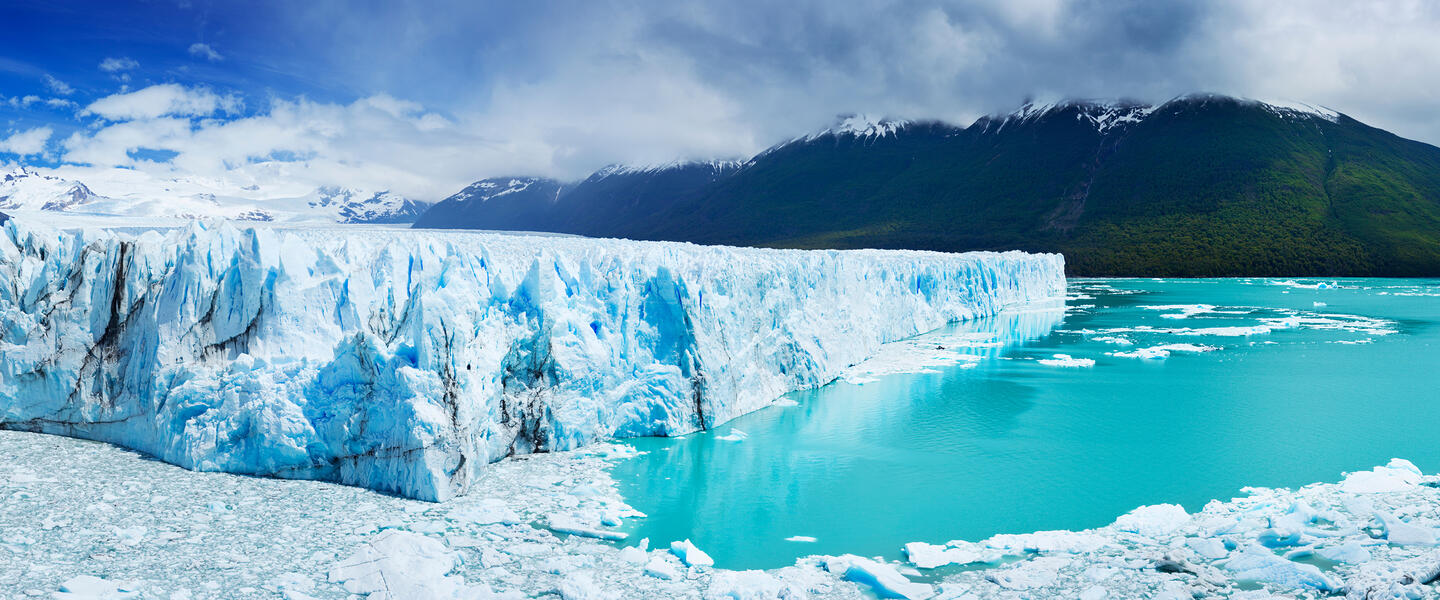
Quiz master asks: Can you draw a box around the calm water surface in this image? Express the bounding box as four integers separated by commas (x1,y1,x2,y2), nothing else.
611,278,1440,570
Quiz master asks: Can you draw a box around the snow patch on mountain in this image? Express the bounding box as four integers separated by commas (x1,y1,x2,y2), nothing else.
0,220,1063,501
1249,99,1341,123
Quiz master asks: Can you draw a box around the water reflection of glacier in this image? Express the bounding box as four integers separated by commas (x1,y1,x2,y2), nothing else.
614,300,1066,569
840,300,1066,383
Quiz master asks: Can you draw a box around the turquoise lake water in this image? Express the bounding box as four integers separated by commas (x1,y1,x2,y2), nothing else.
611,278,1440,570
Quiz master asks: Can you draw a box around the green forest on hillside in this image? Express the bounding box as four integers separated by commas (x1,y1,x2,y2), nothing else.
416,98,1440,277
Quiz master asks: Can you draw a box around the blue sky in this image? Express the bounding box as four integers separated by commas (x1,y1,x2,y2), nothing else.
4,0,1440,200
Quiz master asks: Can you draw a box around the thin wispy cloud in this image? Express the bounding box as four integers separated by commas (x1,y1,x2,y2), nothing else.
81,84,242,121
188,43,224,62
43,74,73,95
98,57,140,73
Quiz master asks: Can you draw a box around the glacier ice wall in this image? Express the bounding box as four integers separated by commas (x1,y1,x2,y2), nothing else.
0,220,1063,500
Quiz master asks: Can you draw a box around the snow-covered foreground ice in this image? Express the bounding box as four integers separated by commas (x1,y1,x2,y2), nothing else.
4,429,1439,600
0,218,1062,501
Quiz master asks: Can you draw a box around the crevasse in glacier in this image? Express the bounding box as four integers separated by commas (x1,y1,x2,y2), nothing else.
0,219,1064,500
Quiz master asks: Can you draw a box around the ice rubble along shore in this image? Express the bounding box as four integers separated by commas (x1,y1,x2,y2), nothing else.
0,219,1063,501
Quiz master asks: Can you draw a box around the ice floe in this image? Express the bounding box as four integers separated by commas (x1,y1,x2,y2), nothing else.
1339,459,1424,493
53,576,140,600
1037,353,1096,367
1143,304,1219,318
1108,343,1218,359
825,554,933,599
671,539,715,567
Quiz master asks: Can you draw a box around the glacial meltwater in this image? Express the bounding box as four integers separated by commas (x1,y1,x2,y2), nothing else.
611,278,1440,570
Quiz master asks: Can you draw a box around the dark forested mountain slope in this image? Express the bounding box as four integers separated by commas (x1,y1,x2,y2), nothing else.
416,96,1440,276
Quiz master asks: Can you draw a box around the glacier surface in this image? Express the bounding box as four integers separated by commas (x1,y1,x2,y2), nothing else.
0,219,1062,500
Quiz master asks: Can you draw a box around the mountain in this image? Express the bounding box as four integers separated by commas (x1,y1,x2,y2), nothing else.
410,161,743,232
411,177,568,231
415,95,1440,276
0,166,430,224
1,166,104,211
306,187,432,224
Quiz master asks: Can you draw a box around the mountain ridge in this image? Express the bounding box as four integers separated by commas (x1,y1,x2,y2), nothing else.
414,95,1440,276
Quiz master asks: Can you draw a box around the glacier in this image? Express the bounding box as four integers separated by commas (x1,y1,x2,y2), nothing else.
0,218,1062,501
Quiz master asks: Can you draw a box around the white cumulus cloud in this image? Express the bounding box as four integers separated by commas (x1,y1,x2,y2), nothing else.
0,127,55,156
59,88,497,200
83,84,243,121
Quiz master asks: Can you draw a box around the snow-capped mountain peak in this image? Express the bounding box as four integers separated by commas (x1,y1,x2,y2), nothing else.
978,95,1343,137
305,187,431,224
587,159,749,181
977,99,1155,135
450,177,561,204
807,113,910,141
758,114,914,155
0,166,104,211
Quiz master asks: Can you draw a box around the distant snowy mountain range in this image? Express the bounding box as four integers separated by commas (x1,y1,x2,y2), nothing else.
0,166,429,224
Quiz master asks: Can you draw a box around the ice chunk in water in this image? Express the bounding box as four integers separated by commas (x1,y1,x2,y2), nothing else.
670,539,714,567
825,555,934,600
1113,504,1189,537
643,557,682,580
904,541,994,569
1037,353,1095,367
446,498,520,525
706,570,800,600
1316,541,1371,563
1340,459,1423,493
328,530,474,599
1220,544,1338,591
54,576,139,600
1373,510,1437,546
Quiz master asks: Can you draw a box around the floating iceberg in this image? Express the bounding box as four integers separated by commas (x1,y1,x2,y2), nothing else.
1108,343,1218,360
670,539,714,567
1037,353,1095,367
0,219,1064,500
825,555,933,600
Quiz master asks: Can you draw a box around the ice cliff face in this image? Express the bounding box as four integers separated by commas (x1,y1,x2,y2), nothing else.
0,220,1063,500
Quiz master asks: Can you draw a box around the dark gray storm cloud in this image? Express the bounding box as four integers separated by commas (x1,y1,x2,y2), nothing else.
22,0,1440,197
363,0,1433,178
